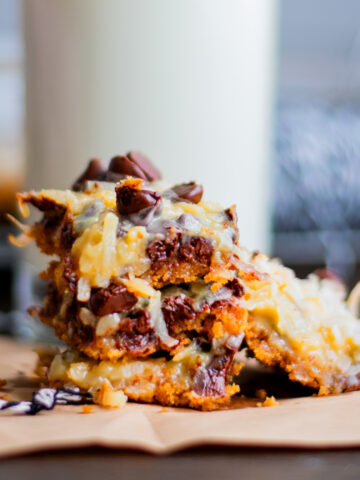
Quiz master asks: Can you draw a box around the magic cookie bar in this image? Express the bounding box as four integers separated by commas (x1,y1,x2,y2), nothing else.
13,153,249,409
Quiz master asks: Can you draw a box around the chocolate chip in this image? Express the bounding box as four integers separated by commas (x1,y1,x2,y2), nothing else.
116,184,162,216
147,233,213,273
171,182,203,204
162,295,196,335
121,310,152,334
106,156,148,182
146,232,181,269
105,152,162,183
116,310,157,354
117,331,156,355
90,284,137,316
72,159,105,191
193,354,232,397
127,151,162,181
179,237,213,265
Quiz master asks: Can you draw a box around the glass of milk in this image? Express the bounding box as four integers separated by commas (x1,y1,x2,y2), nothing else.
24,0,278,253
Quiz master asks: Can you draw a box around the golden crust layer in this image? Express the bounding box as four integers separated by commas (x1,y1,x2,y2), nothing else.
242,254,360,394
13,168,360,407
47,349,242,410
243,313,360,395
37,261,247,362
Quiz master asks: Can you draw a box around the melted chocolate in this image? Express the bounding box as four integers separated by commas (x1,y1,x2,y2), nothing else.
193,353,233,397
115,184,162,216
90,284,137,316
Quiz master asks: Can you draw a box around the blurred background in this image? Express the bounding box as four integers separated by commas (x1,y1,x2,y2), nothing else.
1,0,360,339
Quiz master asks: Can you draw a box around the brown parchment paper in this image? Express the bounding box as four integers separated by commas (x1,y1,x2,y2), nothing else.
1,335,360,457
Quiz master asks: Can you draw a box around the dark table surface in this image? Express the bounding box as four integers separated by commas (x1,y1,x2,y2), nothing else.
1,447,360,480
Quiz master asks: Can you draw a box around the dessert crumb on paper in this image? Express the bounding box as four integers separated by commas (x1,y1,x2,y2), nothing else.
81,405,94,414
93,382,127,409
257,396,279,408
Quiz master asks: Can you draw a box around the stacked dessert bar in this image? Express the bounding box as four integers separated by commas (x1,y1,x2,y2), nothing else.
17,153,253,409
12,152,360,410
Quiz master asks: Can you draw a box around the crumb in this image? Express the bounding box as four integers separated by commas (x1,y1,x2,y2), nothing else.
0,379,7,388
318,386,329,396
263,396,279,407
81,404,94,414
255,388,267,401
232,363,243,376
0,393,11,401
257,396,279,408
93,382,128,409
34,346,59,379
159,407,168,413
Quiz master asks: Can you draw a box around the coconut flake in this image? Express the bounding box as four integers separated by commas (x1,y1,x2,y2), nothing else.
79,307,97,327
77,277,91,302
8,232,33,248
96,313,121,336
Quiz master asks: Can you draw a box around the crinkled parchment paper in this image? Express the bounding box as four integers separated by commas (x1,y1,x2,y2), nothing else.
1,336,360,457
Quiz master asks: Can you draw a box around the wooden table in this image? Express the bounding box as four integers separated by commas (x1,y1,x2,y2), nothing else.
1,447,360,479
